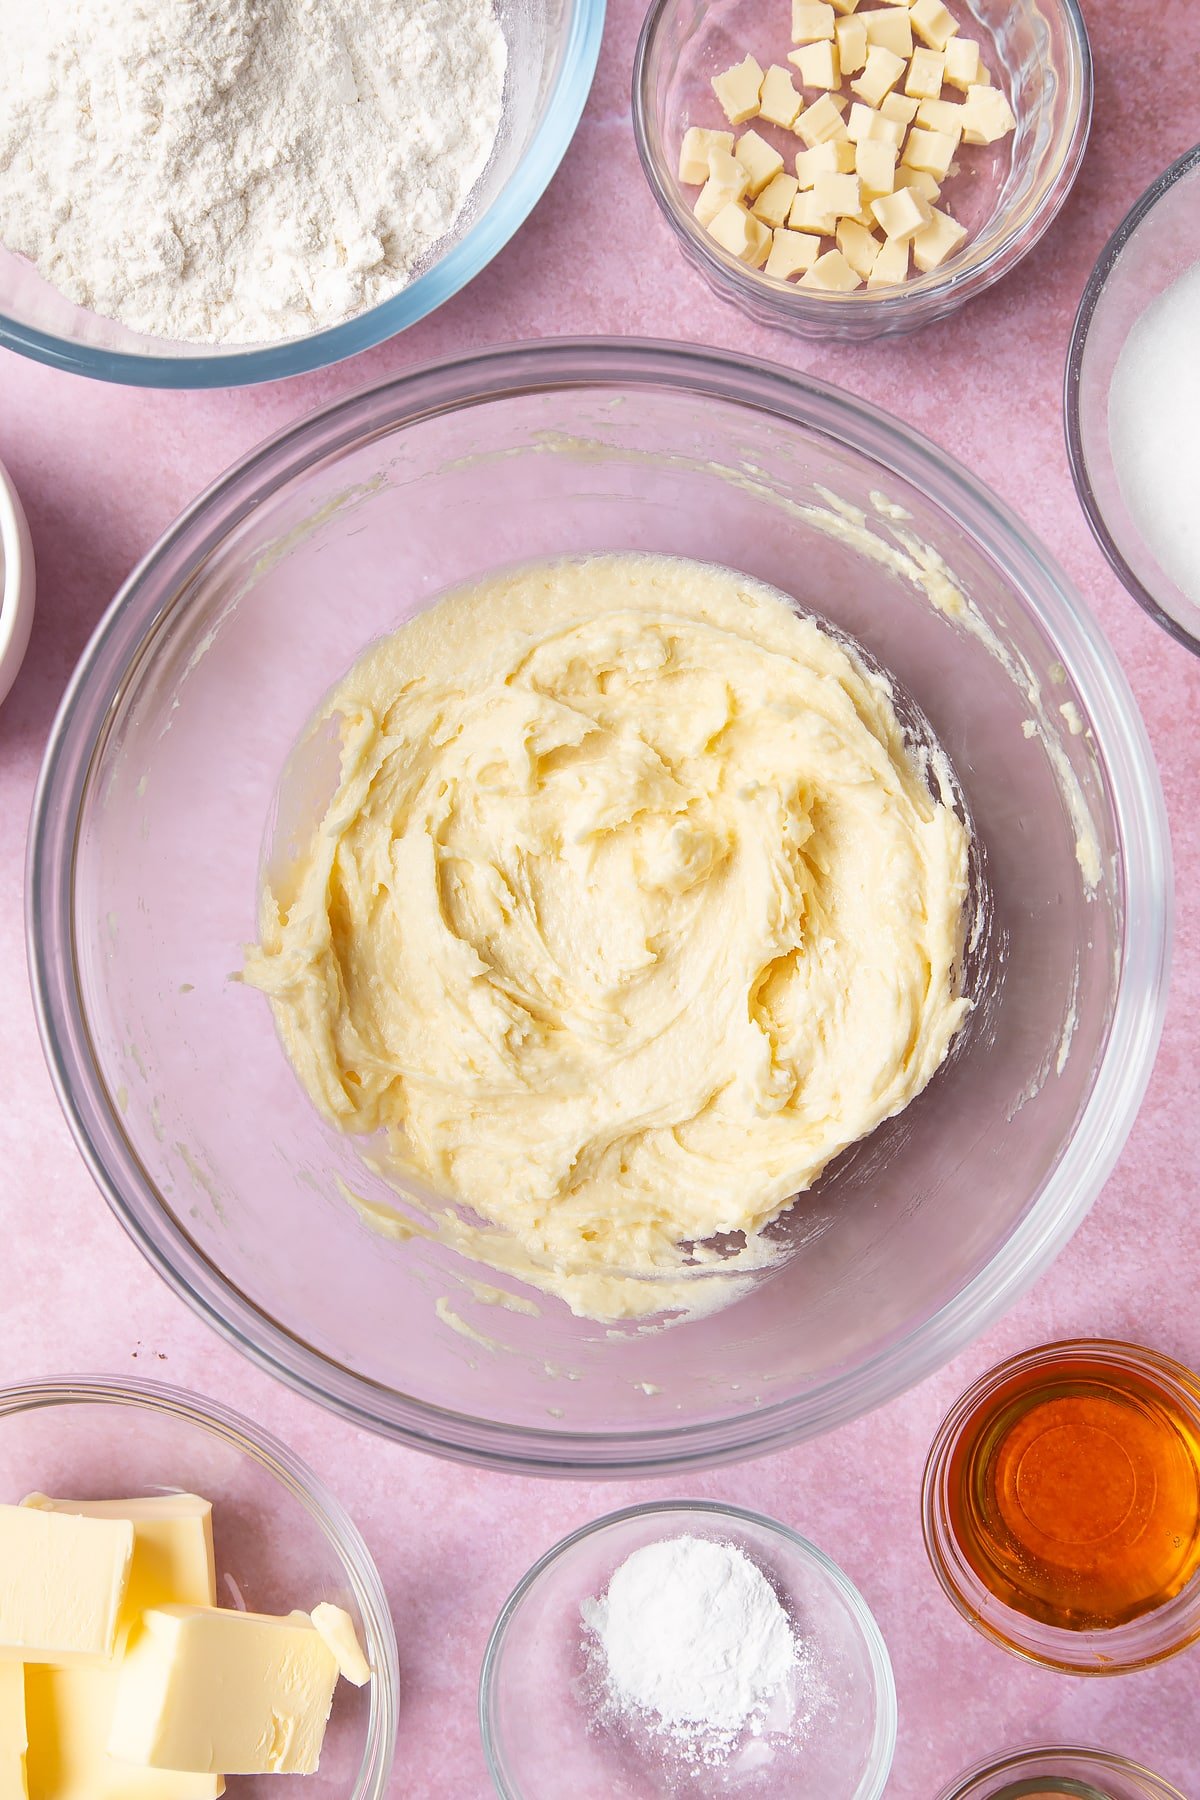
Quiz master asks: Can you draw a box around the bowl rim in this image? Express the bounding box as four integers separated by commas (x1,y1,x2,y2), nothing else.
478,1497,897,1800
0,454,35,705
0,0,606,390
1063,141,1200,658
632,0,1093,332
26,336,1172,1475
920,1338,1200,1675
933,1742,1189,1800
0,1372,400,1798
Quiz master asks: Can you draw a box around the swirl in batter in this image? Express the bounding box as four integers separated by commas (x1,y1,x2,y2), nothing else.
246,554,971,1320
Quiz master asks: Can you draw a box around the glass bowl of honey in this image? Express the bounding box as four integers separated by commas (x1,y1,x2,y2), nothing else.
935,1744,1188,1800
922,1340,1200,1673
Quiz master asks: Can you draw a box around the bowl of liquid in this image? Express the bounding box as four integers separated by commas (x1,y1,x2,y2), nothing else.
923,1340,1200,1672
936,1745,1188,1800
27,338,1169,1473
1066,142,1200,654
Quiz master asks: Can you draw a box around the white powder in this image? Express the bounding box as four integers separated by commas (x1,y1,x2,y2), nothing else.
580,1535,800,1767
0,0,507,346
1109,257,1200,610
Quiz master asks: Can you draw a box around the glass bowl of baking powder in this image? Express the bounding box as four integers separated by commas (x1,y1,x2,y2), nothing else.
479,1499,896,1798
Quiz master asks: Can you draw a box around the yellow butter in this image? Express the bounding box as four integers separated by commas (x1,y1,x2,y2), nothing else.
0,1662,27,1800
109,1608,339,1777
25,1668,223,1800
0,1506,132,1664
309,1604,372,1688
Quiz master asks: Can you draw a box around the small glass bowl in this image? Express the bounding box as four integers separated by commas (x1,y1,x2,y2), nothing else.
1065,143,1200,656
935,1744,1189,1800
0,1375,398,1798
633,0,1092,339
479,1499,896,1798
922,1340,1200,1675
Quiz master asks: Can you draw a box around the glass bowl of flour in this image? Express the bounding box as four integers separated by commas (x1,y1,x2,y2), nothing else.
1066,142,1200,655
0,0,604,387
480,1500,896,1798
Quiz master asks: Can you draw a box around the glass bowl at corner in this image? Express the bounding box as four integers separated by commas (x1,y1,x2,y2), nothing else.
479,1500,896,1799
922,1340,1200,1674
0,1375,398,1797
0,0,604,389
28,337,1169,1475
633,0,1091,340
1065,143,1200,656
935,1744,1189,1800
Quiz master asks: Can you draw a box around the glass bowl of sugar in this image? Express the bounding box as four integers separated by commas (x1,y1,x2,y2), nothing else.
479,1499,896,1798
1066,142,1200,655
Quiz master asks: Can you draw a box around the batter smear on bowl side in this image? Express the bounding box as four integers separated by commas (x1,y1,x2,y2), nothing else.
245,554,972,1320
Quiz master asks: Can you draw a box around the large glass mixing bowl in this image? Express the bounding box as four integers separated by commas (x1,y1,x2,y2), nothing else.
28,341,1170,1474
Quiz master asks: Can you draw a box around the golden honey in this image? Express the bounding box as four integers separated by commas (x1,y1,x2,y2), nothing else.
945,1346,1200,1631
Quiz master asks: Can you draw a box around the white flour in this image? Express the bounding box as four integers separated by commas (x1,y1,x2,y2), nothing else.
0,0,507,345
581,1535,799,1767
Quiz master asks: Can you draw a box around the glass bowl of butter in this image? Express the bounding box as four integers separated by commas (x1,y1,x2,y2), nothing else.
936,1745,1189,1800
0,1376,398,1798
28,338,1169,1474
634,0,1092,337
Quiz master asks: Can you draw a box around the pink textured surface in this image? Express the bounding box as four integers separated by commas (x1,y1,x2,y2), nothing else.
1,0,1198,1794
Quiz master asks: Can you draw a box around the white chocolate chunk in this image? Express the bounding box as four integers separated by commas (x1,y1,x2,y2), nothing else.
813,170,862,216
850,45,906,107
799,247,862,289
868,233,910,284
752,170,800,226
905,48,945,99
847,102,905,147
836,216,881,278
792,0,835,42
862,9,913,58
834,16,868,74
711,55,764,125
694,148,749,224
789,39,840,88
871,186,933,240
765,226,822,278
796,140,856,184
758,64,803,127
855,136,898,195
902,125,960,178
894,165,941,202
827,0,861,13
915,97,967,133
789,189,838,232
678,126,734,185
961,83,1017,144
735,129,785,196
943,37,983,92
794,91,850,144
910,0,960,50
879,91,920,125
708,200,772,266
912,203,967,270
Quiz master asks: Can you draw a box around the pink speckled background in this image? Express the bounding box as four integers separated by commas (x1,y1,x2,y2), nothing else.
2,0,1199,1794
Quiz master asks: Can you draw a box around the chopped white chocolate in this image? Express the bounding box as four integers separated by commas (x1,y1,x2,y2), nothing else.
813,170,862,217
851,46,906,107
792,0,835,42
905,48,945,99
707,200,772,266
827,0,861,13
765,226,822,278
800,247,861,290
943,37,983,92
678,126,735,185
868,234,910,284
735,129,786,196
759,64,804,128
711,55,764,125
834,16,868,74
894,165,941,202
862,9,913,58
695,168,746,226
961,83,1017,144
870,186,933,240
796,139,856,184
910,0,960,51
855,137,898,195
912,203,967,270
902,125,959,177
915,97,966,133
752,170,801,227
879,91,920,125
789,40,840,89
847,102,905,147
789,189,838,233
836,216,881,278
794,91,850,144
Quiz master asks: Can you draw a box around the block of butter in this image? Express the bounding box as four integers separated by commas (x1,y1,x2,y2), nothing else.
0,1660,26,1800
0,1504,132,1663
20,1495,222,1800
109,1607,340,1777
